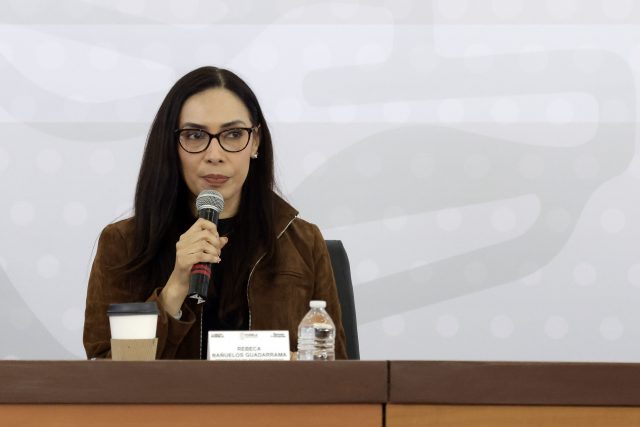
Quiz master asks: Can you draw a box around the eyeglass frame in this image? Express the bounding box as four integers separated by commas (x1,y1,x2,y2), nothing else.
174,125,259,154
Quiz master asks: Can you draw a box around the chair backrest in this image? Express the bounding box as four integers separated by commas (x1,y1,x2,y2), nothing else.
325,240,360,360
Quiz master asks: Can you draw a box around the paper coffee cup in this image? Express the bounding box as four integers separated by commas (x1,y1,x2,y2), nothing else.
108,302,159,361
107,302,159,339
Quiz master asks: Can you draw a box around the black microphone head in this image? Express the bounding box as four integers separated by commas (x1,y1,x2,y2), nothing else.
196,190,224,213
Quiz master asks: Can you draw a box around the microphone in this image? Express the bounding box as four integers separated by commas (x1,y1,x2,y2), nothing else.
188,190,224,304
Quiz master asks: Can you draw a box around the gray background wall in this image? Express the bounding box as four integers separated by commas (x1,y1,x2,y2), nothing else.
1,0,639,361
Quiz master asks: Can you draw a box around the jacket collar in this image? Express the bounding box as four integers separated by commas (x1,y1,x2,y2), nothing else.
271,192,298,237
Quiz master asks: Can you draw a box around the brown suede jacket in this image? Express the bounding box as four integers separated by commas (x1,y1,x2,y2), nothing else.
83,194,347,359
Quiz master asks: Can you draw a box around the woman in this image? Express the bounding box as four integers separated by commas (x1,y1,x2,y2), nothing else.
83,66,347,359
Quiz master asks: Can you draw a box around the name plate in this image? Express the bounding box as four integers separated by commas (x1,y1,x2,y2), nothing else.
207,330,290,361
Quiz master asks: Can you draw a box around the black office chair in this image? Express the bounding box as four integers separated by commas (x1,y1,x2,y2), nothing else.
325,240,360,360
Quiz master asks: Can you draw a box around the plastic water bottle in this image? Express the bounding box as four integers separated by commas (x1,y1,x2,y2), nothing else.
297,300,336,361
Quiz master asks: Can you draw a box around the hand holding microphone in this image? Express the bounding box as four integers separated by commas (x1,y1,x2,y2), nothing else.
160,190,225,315
187,190,225,303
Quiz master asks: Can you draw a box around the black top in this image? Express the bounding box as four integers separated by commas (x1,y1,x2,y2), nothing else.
200,217,248,358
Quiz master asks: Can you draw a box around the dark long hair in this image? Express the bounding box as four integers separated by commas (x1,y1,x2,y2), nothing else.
121,67,277,313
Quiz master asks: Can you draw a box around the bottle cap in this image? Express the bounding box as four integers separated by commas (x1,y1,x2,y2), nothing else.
310,300,326,308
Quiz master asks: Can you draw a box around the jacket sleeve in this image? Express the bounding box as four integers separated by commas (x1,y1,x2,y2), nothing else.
310,224,348,360
83,223,196,359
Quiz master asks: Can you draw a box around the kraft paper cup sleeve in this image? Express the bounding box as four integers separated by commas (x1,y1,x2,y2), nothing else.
111,338,158,361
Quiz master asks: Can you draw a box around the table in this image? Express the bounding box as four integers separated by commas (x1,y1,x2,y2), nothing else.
0,360,387,427
387,361,640,427
4,360,640,427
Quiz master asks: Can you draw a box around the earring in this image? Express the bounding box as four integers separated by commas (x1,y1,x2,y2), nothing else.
251,153,258,159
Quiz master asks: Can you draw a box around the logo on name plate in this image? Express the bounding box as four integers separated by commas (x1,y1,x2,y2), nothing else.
240,332,258,340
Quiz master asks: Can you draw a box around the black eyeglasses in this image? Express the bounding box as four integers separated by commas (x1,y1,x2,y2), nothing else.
174,127,257,153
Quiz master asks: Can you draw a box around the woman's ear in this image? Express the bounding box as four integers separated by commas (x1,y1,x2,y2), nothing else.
251,126,261,158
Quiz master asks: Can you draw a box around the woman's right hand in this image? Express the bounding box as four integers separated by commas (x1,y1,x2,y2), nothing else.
159,218,228,317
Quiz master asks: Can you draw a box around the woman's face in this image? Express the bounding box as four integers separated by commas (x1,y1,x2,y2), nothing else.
177,88,260,218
